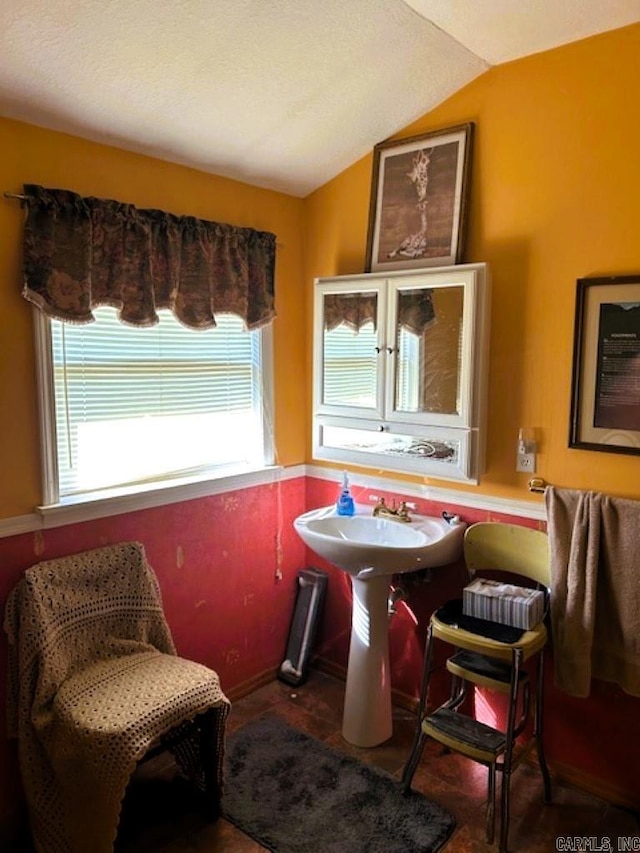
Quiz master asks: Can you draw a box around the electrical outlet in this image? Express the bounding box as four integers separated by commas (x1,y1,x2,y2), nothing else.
517,451,536,473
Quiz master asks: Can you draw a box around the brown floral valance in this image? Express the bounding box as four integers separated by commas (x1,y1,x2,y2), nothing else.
397,289,436,336
324,289,435,335
21,185,277,330
324,293,378,332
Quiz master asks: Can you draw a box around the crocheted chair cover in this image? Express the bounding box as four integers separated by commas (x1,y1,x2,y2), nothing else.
4,542,230,853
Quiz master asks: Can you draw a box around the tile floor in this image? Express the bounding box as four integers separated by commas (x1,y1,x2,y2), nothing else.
116,669,639,852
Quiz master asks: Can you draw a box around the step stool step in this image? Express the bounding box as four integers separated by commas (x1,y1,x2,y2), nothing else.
447,650,529,687
423,708,506,761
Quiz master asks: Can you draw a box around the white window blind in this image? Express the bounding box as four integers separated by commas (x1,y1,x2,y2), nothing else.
48,306,269,499
322,322,378,407
396,328,420,411
322,322,419,410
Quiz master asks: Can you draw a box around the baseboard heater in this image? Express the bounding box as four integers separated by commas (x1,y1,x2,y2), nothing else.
278,567,328,687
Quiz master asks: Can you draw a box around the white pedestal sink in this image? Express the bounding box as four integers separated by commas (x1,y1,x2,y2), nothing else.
293,503,466,747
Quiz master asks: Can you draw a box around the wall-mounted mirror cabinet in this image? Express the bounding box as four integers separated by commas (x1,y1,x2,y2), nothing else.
313,263,490,483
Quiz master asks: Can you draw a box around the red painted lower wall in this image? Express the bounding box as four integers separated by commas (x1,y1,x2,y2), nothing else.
0,476,307,825
1,472,638,831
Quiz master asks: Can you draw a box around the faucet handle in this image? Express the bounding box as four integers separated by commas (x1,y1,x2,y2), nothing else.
370,495,387,516
397,501,413,520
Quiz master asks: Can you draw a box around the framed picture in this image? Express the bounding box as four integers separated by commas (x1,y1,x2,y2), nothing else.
569,275,640,454
365,123,474,273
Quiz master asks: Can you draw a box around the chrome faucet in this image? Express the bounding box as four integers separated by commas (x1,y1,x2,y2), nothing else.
372,497,412,523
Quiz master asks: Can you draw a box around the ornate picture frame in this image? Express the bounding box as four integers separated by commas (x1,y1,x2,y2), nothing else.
569,274,640,454
364,123,474,273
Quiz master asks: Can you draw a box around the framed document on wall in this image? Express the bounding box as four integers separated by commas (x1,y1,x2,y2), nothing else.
570,275,640,454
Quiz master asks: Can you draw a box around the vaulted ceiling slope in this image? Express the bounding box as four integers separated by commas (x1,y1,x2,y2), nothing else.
2,1,639,196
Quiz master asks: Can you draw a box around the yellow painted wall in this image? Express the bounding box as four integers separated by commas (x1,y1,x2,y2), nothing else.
303,23,640,502
0,118,307,518
3,23,640,519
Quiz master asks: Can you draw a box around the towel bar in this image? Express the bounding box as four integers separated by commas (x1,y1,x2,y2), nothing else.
528,478,547,493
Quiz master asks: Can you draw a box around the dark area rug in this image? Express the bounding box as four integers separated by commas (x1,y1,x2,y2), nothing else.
224,716,455,853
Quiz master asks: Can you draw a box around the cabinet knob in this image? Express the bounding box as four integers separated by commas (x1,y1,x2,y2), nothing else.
378,425,386,432
386,346,397,354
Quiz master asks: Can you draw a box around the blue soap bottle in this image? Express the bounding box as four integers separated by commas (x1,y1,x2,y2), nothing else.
336,471,355,516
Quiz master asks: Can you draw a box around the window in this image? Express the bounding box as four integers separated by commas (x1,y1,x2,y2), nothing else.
35,306,274,505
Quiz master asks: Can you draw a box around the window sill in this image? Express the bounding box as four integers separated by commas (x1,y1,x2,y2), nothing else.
37,464,298,529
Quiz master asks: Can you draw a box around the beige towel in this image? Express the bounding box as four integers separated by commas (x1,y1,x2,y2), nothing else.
546,486,640,698
593,493,640,694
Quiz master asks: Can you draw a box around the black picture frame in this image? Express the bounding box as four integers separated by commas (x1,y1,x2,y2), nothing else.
569,275,640,454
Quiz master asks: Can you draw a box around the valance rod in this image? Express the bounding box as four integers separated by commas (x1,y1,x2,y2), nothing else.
5,191,285,247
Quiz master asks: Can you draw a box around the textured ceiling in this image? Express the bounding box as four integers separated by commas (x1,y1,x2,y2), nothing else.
1,0,639,197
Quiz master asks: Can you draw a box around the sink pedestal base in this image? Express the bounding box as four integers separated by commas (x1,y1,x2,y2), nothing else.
341,575,392,748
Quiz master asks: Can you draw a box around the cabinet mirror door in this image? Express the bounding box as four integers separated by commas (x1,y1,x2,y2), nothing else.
318,288,383,415
391,284,465,421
